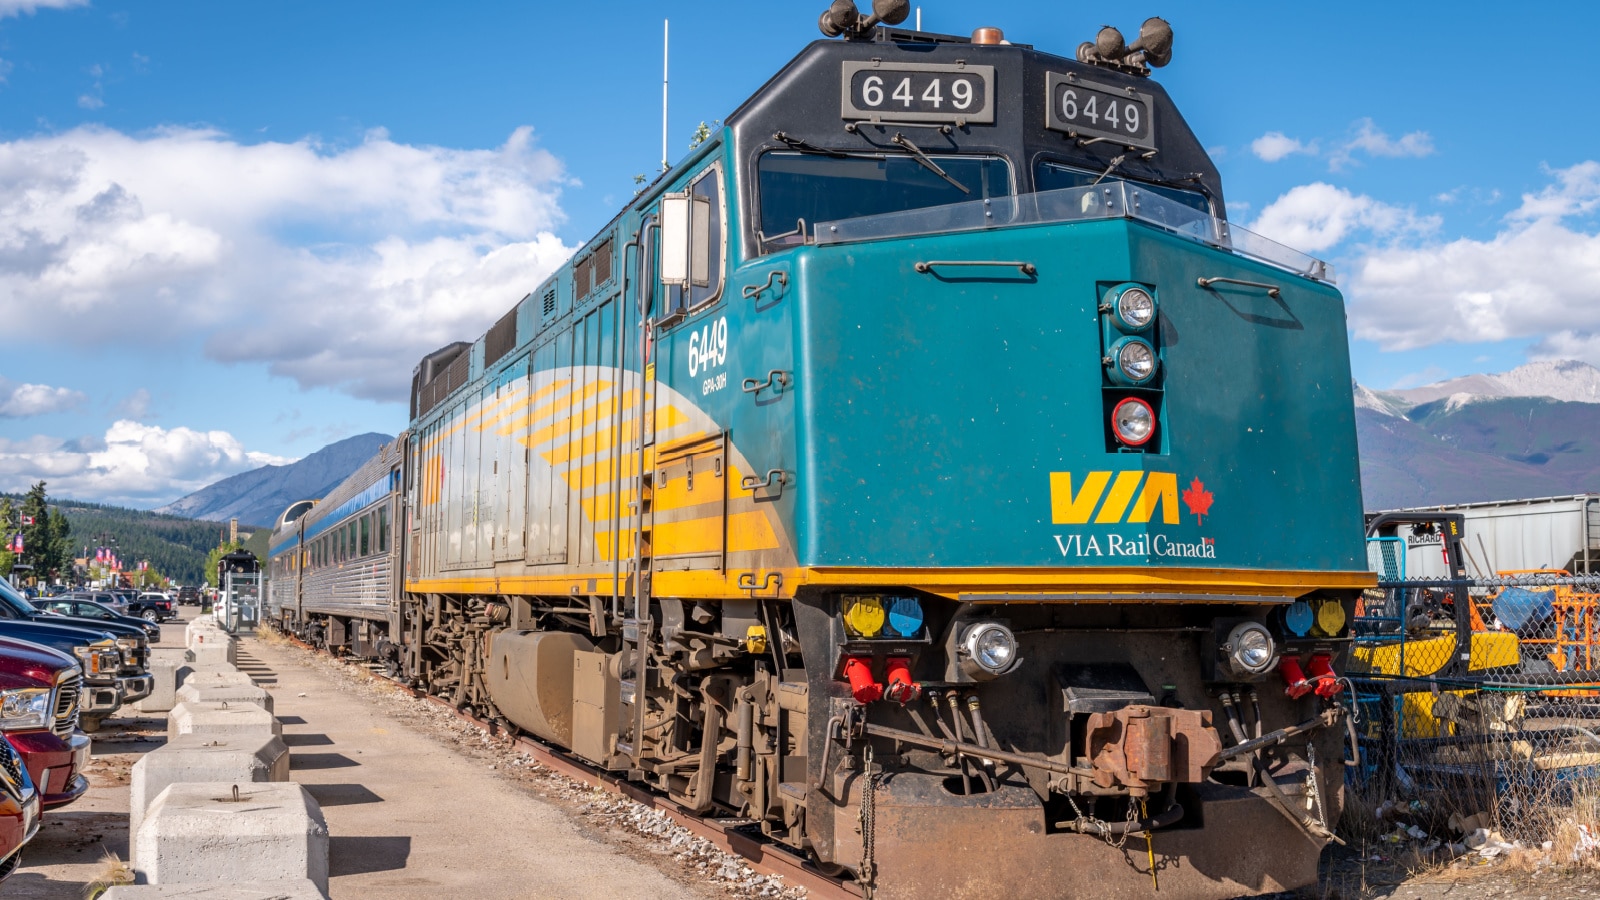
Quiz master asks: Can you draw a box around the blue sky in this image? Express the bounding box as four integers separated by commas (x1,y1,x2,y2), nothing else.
1,0,1598,505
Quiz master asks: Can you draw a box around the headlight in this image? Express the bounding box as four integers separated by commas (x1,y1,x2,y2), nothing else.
1107,337,1159,385
1110,397,1156,446
0,689,51,731
1111,285,1157,331
1222,622,1278,679
958,621,1020,678
74,642,122,676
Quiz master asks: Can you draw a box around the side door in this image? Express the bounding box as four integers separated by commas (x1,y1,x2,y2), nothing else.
648,160,731,573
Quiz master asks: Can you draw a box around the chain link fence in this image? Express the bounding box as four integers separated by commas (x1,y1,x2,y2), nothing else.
1347,559,1600,858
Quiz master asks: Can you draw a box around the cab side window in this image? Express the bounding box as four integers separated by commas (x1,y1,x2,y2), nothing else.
658,163,726,318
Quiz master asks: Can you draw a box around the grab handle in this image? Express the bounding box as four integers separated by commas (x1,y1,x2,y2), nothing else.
1198,276,1281,299
915,260,1037,276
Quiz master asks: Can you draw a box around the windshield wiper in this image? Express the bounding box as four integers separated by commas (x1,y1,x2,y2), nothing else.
1091,154,1129,186
774,132,847,158
890,133,970,195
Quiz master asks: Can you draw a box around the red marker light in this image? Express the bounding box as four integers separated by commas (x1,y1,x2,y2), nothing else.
1111,397,1156,446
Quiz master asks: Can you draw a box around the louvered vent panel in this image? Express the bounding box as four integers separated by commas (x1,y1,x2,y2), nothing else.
484,307,518,368
542,288,557,318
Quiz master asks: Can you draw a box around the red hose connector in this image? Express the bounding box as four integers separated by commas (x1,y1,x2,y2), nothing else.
883,656,921,705
1279,656,1314,699
843,656,882,704
1308,654,1343,699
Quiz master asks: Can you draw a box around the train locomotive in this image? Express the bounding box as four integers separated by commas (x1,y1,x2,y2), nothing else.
268,7,1374,897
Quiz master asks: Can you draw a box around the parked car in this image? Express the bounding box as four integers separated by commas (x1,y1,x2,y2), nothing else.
0,583,151,732
135,592,176,622
0,637,89,810
0,727,39,879
62,591,170,624
35,598,160,643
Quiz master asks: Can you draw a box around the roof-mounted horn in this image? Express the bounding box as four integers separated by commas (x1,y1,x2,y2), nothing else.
818,0,910,39
1077,17,1173,76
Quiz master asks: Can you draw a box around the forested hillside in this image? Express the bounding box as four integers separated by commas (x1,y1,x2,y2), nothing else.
3,493,265,586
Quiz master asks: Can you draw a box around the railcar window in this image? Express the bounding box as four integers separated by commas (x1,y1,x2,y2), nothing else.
348,522,357,560
1034,160,1210,216
757,151,1012,247
378,508,390,553
360,516,370,556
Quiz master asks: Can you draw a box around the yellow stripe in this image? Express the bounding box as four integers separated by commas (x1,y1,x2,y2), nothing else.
521,385,629,447
500,380,613,438
408,566,1374,602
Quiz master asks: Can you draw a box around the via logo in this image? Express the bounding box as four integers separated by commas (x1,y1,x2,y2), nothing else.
1048,472,1214,525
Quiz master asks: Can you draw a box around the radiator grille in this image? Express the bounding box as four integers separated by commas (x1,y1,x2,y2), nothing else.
484,306,518,368
53,673,81,738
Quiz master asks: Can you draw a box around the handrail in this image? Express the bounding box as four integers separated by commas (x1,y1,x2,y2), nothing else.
1197,276,1281,299
914,260,1037,276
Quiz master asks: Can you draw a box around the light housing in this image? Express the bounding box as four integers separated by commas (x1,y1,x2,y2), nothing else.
1221,621,1278,679
1106,284,1158,332
1110,397,1156,446
1106,337,1159,386
958,621,1020,679
0,688,51,731
73,641,122,676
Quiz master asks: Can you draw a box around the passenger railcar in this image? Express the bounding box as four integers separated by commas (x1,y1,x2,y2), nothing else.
267,438,405,664
271,9,1373,897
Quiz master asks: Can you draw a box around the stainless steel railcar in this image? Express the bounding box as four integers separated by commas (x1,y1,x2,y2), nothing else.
267,438,406,665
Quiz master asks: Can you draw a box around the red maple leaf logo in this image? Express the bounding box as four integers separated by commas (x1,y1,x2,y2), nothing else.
1181,478,1214,523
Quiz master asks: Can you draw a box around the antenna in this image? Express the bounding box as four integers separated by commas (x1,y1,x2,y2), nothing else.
661,19,670,172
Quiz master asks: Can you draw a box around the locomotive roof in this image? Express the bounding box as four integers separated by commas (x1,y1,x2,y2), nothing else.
725,30,1224,251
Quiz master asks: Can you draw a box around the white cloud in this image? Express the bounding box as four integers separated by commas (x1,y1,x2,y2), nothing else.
1251,132,1315,163
1344,162,1600,364
0,419,291,506
0,379,86,417
114,388,150,418
0,0,84,19
1248,182,1438,253
1329,119,1434,171
0,125,575,401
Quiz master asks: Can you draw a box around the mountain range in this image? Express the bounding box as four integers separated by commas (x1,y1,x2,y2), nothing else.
156,432,394,528
1354,360,1600,509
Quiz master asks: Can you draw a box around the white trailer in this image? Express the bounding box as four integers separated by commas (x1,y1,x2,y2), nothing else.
1369,494,1599,579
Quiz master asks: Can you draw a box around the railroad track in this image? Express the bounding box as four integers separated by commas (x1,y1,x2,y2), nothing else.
279,632,857,899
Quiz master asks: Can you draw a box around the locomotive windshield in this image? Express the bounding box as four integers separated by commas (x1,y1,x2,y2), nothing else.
1034,160,1211,216
757,151,1012,246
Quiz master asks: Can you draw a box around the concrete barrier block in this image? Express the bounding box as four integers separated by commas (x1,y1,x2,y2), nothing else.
178,667,251,688
134,782,328,893
169,701,280,738
129,733,290,846
103,880,325,899
184,638,237,667
183,617,219,645
175,683,273,714
135,656,183,714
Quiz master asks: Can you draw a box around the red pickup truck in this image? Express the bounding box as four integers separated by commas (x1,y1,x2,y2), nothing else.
0,638,89,810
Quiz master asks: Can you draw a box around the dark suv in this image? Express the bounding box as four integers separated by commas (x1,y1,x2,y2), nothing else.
176,586,199,606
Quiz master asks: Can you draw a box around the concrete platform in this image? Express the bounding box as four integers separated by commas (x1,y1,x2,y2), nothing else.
134,782,328,893
169,701,281,738
130,732,290,846
176,682,273,713
103,880,325,899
